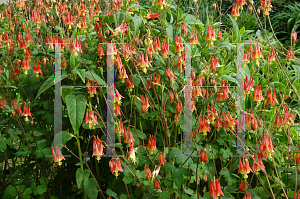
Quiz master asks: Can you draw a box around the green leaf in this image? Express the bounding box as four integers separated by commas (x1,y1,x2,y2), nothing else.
83,178,98,199
123,176,134,184
106,189,118,197
228,14,241,43
164,162,176,170
70,54,76,69
173,169,183,187
166,23,174,43
65,95,86,132
73,69,86,83
36,71,68,98
132,15,143,35
53,131,73,146
76,168,91,189
85,70,106,85
36,185,47,195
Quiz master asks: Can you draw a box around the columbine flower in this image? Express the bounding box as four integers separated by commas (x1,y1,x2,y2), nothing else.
21,55,32,75
33,60,43,77
200,148,208,163
265,89,278,106
208,178,224,199
86,81,97,98
231,3,240,20
166,69,176,82
252,152,265,174
140,94,150,114
176,100,183,115
239,181,245,192
259,133,274,159
52,146,66,166
244,191,251,199
253,85,264,104
253,39,264,66
205,25,216,46
21,102,32,122
70,38,83,57
146,13,159,19
152,164,161,180
126,76,134,91
199,116,211,136
294,190,299,199
158,152,165,166
148,135,156,154
154,180,161,189
109,157,123,178
268,49,276,64
236,0,247,10
85,109,99,129
238,157,253,179
144,166,151,180
92,135,104,162
128,144,137,164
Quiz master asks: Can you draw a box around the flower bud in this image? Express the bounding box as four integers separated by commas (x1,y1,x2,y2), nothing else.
257,8,261,15
181,23,187,35
249,5,253,13
258,118,263,128
217,29,222,40
203,173,207,182
213,2,217,10
292,30,297,43
135,35,139,46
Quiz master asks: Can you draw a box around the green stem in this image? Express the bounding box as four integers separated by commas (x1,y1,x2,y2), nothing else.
76,130,87,199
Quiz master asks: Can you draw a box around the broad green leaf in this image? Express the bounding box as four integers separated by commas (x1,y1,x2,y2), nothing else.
123,176,134,184
73,69,86,83
36,185,47,195
85,70,106,86
83,178,98,199
173,169,183,187
164,162,176,170
76,168,90,189
166,23,174,43
70,53,76,68
36,71,68,98
65,95,86,131
132,15,143,35
53,131,73,146
106,189,118,197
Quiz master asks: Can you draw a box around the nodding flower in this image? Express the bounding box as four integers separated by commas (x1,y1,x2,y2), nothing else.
259,0,272,16
109,157,123,178
239,181,245,192
252,39,264,66
231,3,240,20
252,152,265,174
200,148,208,163
268,49,276,64
176,99,183,115
244,75,254,94
70,38,83,57
21,102,32,122
144,166,151,180
286,46,295,64
208,178,224,199
148,135,156,154
189,29,199,46
92,136,104,162
259,133,274,159
33,60,43,77
140,94,150,114
253,85,264,104
157,0,167,10
236,0,247,10
158,152,165,166
265,89,278,106
244,192,251,199
175,36,184,56
294,190,299,199
146,13,159,19
52,146,66,166
238,157,253,179
86,80,97,98
205,26,216,46
126,76,134,91
85,109,99,130
198,116,211,136
21,55,31,75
